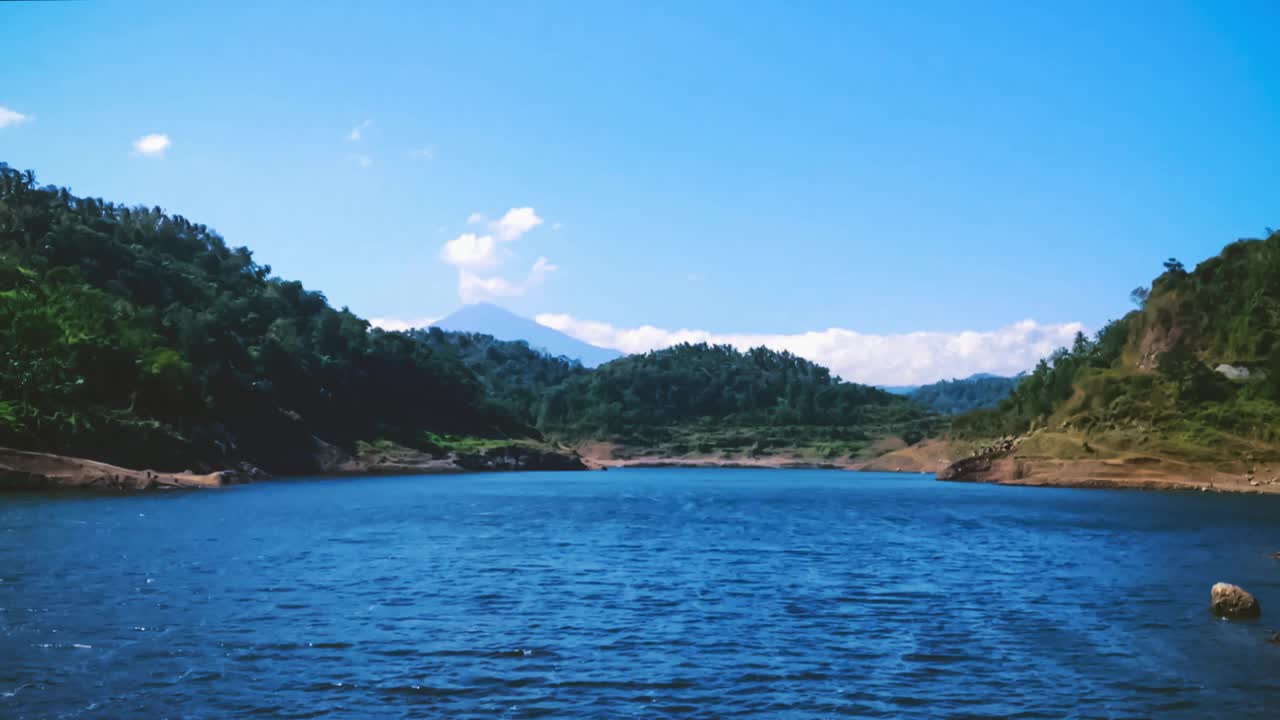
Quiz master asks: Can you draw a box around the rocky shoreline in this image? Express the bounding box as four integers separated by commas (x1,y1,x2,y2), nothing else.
320,443,589,476
937,434,1278,494
0,448,267,491
8,435,1277,495
572,438,954,474
0,443,589,492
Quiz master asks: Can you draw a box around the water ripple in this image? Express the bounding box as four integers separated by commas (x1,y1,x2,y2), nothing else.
3,469,1280,718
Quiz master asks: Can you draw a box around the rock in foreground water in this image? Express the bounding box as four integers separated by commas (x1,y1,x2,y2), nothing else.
1211,582,1261,619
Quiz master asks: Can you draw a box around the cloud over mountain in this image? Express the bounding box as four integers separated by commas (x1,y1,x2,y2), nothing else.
533,314,1085,386
440,207,554,303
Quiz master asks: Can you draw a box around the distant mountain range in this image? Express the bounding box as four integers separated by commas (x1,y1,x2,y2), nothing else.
879,373,1006,396
432,303,623,367
903,373,1021,415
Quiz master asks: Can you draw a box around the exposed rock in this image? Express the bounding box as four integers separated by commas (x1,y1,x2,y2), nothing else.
0,447,239,491
937,452,997,482
323,442,588,476
1215,364,1252,380
311,436,351,473
854,438,957,473
937,436,1020,482
1211,582,1261,619
454,446,588,472
213,462,271,485
2,436,585,491
1135,320,1183,371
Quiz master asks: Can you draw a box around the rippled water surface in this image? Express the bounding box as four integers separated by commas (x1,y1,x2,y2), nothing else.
3,469,1280,718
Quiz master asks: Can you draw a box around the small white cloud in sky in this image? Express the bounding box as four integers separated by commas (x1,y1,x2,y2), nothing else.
368,316,441,332
409,146,434,159
492,207,543,241
349,119,372,141
440,207,553,303
351,154,373,169
458,257,557,303
441,232,500,270
552,221,563,231
529,256,557,283
533,314,1085,386
132,133,171,157
0,106,30,128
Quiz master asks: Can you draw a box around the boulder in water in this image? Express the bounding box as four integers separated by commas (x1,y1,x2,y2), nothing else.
1211,582,1261,619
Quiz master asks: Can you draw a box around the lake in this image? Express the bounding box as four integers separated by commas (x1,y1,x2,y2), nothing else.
2,469,1279,718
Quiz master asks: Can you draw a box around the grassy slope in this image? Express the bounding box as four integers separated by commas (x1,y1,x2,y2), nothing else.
951,233,1280,476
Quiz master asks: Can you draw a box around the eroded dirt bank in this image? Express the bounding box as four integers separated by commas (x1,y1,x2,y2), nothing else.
0,448,257,491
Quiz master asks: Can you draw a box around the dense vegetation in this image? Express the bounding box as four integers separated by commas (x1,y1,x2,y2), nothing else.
0,164,530,472
409,328,588,426
907,374,1021,415
408,332,943,460
0,164,945,472
953,235,1280,463
532,343,943,459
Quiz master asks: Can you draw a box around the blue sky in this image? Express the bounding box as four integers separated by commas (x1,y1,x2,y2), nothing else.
2,1,1277,383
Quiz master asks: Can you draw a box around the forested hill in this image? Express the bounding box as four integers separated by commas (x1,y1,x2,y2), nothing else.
409,328,588,427
952,232,1280,464
532,342,942,458
908,374,1021,415
0,164,532,473
401,329,942,458
0,163,944,475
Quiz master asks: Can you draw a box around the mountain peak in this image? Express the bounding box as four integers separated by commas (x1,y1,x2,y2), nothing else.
432,304,622,368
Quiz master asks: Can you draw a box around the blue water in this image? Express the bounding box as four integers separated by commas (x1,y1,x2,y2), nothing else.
2,469,1280,718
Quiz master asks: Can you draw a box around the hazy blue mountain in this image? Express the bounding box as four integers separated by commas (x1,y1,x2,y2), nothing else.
433,303,623,367
880,373,1007,396
906,373,1021,415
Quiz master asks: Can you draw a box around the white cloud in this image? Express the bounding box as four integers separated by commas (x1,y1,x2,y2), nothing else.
492,207,543,241
132,133,171,157
351,154,373,169
440,232,500,270
458,257,557,303
552,221,563,231
439,207,554,302
0,106,30,128
409,146,435,159
458,272,520,302
464,207,544,241
368,316,441,332
532,314,1086,386
349,119,372,141
529,256,557,282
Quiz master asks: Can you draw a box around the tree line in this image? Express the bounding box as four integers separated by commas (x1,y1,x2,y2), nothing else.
1,164,943,470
